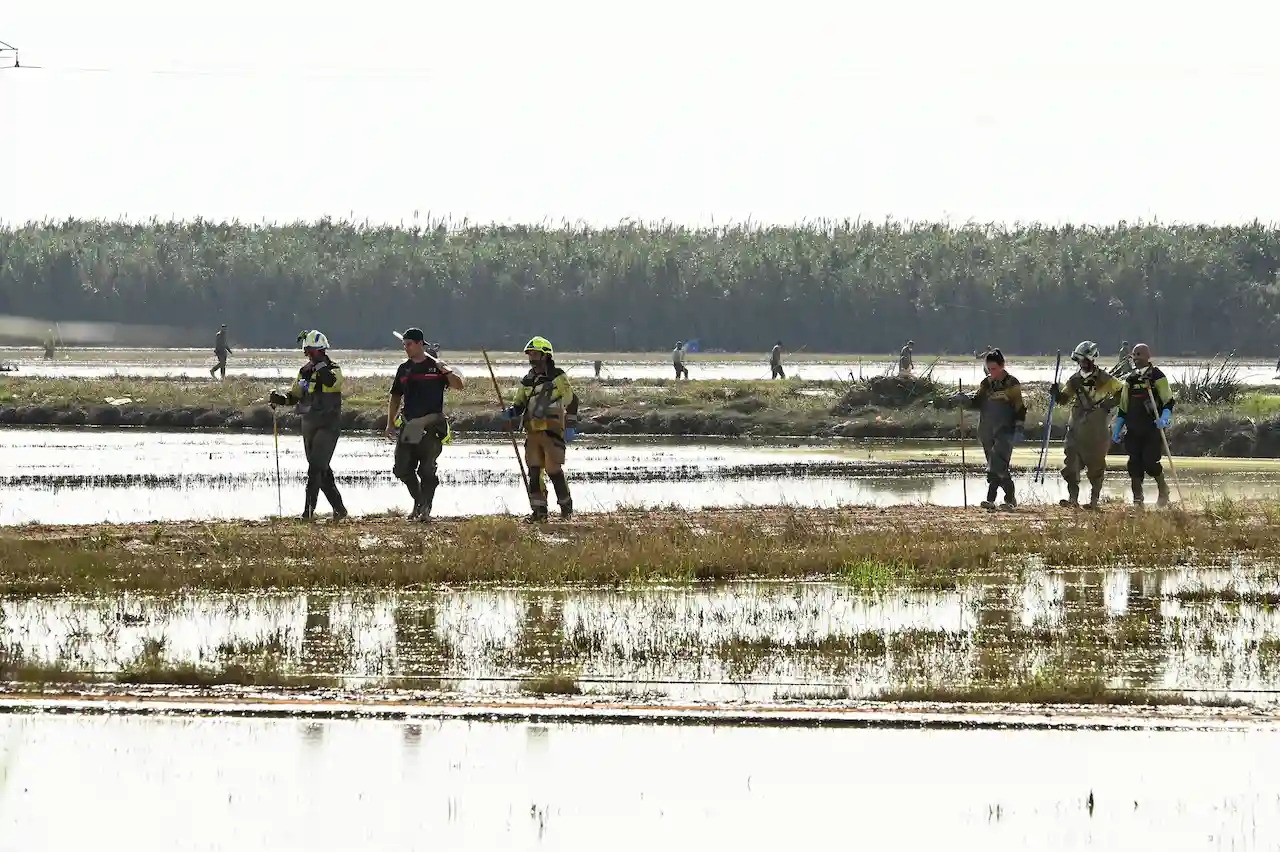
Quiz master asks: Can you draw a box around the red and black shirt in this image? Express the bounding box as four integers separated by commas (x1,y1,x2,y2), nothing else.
391,359,449,418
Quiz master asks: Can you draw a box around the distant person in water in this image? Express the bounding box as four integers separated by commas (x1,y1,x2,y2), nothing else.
594,359,603,379
673,342,689,379
898,340,914,376
770,341,785,379
210,325,232,379
42,329,55,360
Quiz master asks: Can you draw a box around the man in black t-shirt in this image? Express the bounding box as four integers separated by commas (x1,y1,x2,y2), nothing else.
387,328,464,521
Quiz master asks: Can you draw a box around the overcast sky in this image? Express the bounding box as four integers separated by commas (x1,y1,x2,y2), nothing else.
2,0,1277,227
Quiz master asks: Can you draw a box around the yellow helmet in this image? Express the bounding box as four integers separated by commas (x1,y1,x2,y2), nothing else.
524,336,553,357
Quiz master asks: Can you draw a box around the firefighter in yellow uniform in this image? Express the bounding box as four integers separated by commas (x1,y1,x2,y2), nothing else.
1050,340,1125,509
500,336,576,522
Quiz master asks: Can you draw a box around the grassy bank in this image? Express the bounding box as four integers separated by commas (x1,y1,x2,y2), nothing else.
6,502,1280,595
3,374,1280,456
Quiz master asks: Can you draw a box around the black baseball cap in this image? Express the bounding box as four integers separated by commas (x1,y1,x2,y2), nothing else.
400,328,425,342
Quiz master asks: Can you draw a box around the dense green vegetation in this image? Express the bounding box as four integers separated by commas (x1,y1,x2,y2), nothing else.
3,218,1279,353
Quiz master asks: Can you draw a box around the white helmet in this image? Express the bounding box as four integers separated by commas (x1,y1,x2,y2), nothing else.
299,330,330,350
1071,340,1099,363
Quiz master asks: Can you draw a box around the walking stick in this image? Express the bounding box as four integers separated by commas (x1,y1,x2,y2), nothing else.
271,405,283,518
958,379,968,508
482,347,532,495
1143,394,1185,504
1035,351,1063,484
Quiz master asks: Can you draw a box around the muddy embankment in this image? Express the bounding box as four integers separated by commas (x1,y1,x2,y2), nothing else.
2,371,1276,457
0,400,1276,457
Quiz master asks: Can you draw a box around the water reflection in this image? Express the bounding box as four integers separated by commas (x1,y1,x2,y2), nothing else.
3,429,1279,524
5,569,1280,701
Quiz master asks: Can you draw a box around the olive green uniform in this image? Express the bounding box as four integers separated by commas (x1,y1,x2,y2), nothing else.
1054,370,1124,506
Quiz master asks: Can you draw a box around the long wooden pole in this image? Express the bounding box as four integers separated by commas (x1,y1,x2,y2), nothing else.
482,347,531,496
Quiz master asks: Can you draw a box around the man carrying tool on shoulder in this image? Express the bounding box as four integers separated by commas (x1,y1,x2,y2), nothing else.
1051,340,1124,510
954,348,1025,511
1112,342,1175,508
269,330,347,521
499,336,576,522
387,329,464,522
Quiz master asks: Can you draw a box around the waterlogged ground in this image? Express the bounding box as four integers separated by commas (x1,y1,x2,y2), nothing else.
7,568,1280,702
0,715,1275,851
4,347,1277,386
3,429,1280,524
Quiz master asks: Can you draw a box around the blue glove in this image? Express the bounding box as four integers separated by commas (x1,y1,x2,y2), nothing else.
1112,415,1125,444
564,428,577,442
499,407,519,423
1157,408,1171,430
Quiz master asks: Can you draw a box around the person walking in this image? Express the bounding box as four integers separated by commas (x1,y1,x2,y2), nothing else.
269,330,347,521
500,336,576,522
210,325,232,379
387,329,464,522
673,341,689,379
898,340,915,377
1051,340,1124,509
955,348,1026,510
770,341,785,379
1113,343,1174,508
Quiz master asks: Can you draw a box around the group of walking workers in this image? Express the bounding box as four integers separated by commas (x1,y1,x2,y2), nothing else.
956,341,1176,511
269,329,577,524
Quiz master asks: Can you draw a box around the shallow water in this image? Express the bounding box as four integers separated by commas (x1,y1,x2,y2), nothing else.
3,347,1277,386
7,569,1280,702
0,714,1276,851
2,429,1277,525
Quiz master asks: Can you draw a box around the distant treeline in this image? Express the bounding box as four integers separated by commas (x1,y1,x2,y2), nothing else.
2,219,1278,355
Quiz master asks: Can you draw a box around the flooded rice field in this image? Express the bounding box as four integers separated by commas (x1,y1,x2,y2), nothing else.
4,347,1278,386
7,568,1280,703
1,714,1276,851
4,428,1280,525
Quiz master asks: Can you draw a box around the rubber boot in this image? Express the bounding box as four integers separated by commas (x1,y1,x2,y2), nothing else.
402,479,423,519
549,471,573,518
1059,483,1080,508
980,484,998,511
415,480,437,523
302,487,319,521
1085,484,1102,511
527,505,549,523
1130,475,1145,510
1155,473,1171,507
1000,480,1017,511
320,473,347,521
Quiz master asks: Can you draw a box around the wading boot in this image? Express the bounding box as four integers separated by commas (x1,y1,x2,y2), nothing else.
1059,483,1080,508
1130,475,1145,511
980,484,999,511
558,498,573,519
1085,484,1102,511
1000,481,1017,511
301,493,318,521
526,506,550,524
415,483,437,523
1155,473,1171,507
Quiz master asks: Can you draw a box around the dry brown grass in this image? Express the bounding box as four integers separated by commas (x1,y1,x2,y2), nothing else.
5,503,1280,594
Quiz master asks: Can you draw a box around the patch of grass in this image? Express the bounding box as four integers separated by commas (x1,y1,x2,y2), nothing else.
10,504,1280,594
1168,588,1280,608
520,673,582,696
877,678,1245,707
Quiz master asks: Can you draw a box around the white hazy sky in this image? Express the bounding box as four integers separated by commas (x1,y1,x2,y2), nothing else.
2,0,1278,226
